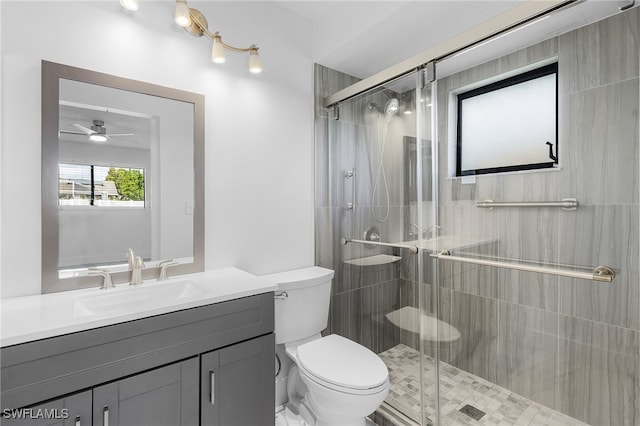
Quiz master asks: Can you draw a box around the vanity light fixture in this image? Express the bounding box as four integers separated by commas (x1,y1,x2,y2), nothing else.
173,0,262,73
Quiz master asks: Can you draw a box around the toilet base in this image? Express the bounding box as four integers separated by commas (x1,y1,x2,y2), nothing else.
276,406,380,426
286,365,387,426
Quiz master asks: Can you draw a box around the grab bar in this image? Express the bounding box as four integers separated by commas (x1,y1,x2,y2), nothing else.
431,250,615,283
341,238,419,254
476,198,578,210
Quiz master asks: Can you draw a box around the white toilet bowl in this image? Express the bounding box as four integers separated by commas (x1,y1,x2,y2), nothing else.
264,267,390,426
286,334,389,426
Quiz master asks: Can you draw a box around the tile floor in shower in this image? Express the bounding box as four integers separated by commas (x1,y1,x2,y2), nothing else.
377,344,588,426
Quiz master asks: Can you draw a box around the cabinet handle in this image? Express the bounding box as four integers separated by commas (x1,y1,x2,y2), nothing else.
209,370,215,405
103,406,109,426
75,416,81,426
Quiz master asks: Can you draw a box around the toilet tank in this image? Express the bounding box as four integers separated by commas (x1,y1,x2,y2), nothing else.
262,267,334,344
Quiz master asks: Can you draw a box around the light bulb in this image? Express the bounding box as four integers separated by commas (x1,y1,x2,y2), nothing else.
249,49,262,74
119,0,139,11
90,134,108,143
211,37,226,63
175,1,191,27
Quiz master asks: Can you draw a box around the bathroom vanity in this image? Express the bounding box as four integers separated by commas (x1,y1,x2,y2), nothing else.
0,268,276,426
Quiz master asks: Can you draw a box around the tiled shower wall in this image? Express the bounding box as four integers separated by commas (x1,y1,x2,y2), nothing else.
314,65,415,355
315,7,640,426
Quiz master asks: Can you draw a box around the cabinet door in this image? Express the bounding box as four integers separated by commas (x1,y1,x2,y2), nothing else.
201,334,275,426
0,390,91,426
93,357,199,426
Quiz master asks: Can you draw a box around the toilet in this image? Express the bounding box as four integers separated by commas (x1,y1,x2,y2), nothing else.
264,267,389,426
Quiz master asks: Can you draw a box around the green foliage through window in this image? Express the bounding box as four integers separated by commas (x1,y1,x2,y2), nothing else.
105,167,145,201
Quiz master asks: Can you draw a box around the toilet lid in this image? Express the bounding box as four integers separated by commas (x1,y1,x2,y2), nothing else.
296,334,388,391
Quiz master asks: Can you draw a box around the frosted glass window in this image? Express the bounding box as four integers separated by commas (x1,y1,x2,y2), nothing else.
456,63,558,176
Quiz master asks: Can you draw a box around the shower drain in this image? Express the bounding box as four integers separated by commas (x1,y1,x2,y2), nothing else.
459,404,486,421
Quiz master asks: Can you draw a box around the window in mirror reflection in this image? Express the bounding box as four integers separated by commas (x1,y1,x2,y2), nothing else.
59,163,145,208
456,62,558,176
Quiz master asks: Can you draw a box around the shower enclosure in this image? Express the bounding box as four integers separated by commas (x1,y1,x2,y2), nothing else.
314,5,639,426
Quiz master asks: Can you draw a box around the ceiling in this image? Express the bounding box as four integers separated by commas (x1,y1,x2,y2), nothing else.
59,104,151,150
272,0,632,80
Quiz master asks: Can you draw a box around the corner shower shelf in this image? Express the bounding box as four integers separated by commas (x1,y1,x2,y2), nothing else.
344,254,402,267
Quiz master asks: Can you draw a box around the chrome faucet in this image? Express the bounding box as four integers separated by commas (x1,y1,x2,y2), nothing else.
426,225,443,239
158,260,179,280
407,223,420,240
130,256,144,285
89,268,114,290
126,248,135,271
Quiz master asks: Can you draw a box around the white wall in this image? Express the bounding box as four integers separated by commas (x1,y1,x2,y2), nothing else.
1,1,315,298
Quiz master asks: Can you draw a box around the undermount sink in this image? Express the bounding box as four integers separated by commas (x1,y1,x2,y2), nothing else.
71,279,207,318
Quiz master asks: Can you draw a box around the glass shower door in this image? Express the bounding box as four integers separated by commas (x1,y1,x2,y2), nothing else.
428,7,639,425
318,69,438,426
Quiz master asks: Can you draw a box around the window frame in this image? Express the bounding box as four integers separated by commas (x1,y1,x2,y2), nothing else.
455,62,558,177
58,162,146,208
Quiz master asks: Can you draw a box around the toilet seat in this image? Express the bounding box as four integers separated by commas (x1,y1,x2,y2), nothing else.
296,334,389,395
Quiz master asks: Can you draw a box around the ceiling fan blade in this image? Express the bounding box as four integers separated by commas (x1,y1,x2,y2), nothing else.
59,130,88,135
107,135,140,144
105,133,135,137
72,123,95,134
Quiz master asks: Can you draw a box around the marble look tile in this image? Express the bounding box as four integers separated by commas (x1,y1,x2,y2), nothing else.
441,290,499,383
557,315,640,426
325,292,353,341
314,116,330,208
558,204,640,330
558,7,639,94
439,38,558,97
326,119,360,208
496,302,558,409
314,207,335,270
497,208,559,311
566,78,639,205
314,63,360,117
350,280,402,354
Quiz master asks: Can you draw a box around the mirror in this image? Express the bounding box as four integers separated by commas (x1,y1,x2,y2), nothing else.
42,61,204,293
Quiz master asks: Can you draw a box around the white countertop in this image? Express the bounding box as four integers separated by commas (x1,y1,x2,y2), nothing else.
1,267,277,347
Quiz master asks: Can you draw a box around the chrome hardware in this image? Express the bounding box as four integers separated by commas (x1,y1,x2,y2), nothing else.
345,168,356,211
130,256,144,285
274,291,288,300
126,248,135,271
476,198,578,211
75,416,81,426
426,225,443,239
431,250,615,283
209,371,215,405
158,260,179,280
88,268,114,290
363,226,382,249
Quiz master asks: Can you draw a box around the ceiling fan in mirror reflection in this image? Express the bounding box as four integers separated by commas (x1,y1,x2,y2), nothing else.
59,120,135,143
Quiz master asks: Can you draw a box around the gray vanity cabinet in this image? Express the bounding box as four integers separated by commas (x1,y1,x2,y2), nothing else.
93,357,199,426
201,334,275,426
1,293,275,426
0,390,92,426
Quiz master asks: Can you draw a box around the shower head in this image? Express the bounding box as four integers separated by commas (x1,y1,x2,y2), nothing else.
368,98,399,121
384,98,399,121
